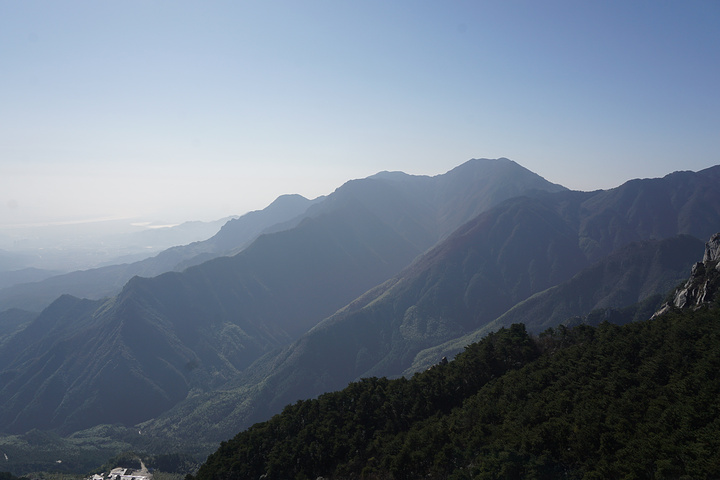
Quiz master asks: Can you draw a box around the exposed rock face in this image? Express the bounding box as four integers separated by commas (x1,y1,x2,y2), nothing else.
703,232,720,264
654,233,720,317
674,262,707,308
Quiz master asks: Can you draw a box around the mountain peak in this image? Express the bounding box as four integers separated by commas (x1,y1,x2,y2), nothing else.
266,193,312,208
367,170,415,181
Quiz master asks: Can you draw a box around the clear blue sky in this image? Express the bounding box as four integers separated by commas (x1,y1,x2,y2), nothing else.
1,1,718,226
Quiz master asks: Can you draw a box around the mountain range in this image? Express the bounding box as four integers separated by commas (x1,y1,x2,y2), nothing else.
0,158,719,472
0,159,565,435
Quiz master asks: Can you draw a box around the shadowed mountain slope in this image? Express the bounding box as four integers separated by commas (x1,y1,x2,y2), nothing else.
407,234,706,373
494,234,706,331
576,167,720,261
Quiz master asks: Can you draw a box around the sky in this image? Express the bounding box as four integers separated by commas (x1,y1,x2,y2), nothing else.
1,1,719,227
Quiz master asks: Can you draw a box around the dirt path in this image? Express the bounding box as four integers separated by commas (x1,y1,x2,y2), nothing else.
138,459,151,478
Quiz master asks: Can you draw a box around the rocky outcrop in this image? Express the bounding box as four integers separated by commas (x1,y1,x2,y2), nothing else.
653,233,720,317
703,232,720,264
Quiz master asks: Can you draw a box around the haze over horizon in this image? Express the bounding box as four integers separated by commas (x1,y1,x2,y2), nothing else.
2,1,718,227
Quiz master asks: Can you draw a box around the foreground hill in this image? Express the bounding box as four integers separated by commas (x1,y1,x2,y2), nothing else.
192,234,720,480
0,158,565,436
139,166,720,447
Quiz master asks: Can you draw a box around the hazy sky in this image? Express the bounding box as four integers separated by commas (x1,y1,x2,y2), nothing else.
1,1,719,226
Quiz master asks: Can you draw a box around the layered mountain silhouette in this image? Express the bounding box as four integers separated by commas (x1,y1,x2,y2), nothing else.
0,194,321,313
0,159,565,314
0,158,568,436
137,165,720,447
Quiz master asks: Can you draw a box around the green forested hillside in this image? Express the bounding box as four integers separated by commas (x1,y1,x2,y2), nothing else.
0,472,26,480
193,302,720,480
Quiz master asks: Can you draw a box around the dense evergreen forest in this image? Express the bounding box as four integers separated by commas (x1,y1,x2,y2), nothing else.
191,301,720,479
0,472,26,480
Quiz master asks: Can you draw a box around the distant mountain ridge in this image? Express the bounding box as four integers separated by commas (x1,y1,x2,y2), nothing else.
0,194,321,312
0,159,562,313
